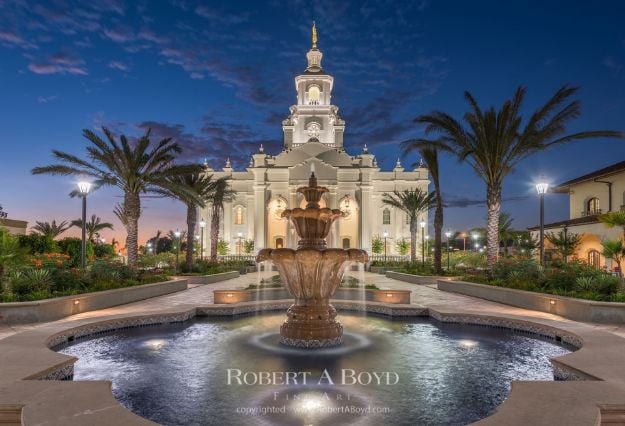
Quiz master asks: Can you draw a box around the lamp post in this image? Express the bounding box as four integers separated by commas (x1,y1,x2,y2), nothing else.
147,242,152,254
420,220,426,266
536,181,549,266
237,232,243,256
445,230,452,271
383,230,388,263
199,219,206,261
174,229,181,273
472,233,479,252
77,181,91,269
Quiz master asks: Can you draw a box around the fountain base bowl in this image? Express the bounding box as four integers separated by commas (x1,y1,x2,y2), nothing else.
279,335,344,348
279,303,344,348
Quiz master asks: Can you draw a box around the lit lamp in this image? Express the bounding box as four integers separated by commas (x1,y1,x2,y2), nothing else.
472,233,479,253
77,181,92,269
174,229,181,273
237,232,243,256
199,219,206,261
445,230,452,271
420,220,426,266
383,230,389,263
147,242,153,254
536,181,549,266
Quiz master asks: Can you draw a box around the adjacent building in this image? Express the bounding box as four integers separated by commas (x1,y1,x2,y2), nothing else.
199,26,429,256
529,160,625,269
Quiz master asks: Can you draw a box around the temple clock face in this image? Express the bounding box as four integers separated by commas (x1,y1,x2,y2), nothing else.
307,122,321,138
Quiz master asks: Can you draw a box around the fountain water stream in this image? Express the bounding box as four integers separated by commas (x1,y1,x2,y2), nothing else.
257,172,368,347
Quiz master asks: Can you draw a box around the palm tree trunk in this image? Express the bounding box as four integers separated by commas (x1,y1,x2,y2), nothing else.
486,188,501,272
186,204,197,271
410,219,417,262
125,192,140,268
210,206,220,261
433,200,443,274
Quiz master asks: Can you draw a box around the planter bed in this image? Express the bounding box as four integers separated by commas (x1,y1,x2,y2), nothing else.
172,271,239,285
0,279,188,325
438,279,625,324
213,287,411,304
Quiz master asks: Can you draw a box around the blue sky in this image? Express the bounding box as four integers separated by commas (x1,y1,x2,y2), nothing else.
1,0,624,243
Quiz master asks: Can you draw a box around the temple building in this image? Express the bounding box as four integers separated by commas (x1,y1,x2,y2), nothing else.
200,25,429,256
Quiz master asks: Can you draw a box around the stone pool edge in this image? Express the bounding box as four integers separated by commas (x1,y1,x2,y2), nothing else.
0,301,623,425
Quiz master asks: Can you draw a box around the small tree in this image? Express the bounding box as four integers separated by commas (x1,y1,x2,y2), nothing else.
396,238,410,256
217,239,230,256
546,230,583,263
371,235,383,255
243,239,255,254
601,239,625,277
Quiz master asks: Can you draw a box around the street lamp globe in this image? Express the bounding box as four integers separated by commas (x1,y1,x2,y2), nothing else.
535,182,549,195
383,230,388,238
420,220,426,229
199,219,206,228
237,232,242,238
77,181,92,195
174,229,181,238
445,231,452,238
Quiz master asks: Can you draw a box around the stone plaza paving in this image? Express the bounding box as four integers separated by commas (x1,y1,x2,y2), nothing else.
1,272,625,425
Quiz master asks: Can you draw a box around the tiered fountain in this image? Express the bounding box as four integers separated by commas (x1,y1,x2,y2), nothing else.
257,172,368,348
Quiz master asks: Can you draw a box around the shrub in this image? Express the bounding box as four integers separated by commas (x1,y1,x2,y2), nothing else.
17,233,58,254
371,235,383,255
57,237,94,267
395,238,410,256
94,243,116,259
217,240,230,256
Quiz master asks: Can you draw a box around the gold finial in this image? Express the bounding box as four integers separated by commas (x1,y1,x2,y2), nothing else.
312,21,317,49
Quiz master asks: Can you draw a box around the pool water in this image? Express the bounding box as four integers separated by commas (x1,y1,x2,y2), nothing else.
58,313,572,426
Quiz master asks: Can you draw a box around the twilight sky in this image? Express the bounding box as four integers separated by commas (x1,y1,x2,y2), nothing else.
1,0,625,244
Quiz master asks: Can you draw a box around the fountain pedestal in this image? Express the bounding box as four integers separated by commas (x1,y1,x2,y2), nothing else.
257,173,368,348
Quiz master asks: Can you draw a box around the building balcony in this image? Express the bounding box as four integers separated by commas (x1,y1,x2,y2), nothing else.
581,209,602,217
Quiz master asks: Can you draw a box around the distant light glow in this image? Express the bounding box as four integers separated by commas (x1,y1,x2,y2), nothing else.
535,182,549,195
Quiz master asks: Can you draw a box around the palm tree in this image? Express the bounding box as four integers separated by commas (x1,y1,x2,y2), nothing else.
31,220,71,239
381,189,436,262
71,214,113,242
601,239,625,277
546,230,583,263
405,85,622,271
600,211,625,240
206,177,235,261
406,148,444,273
159,173,215,270
32,127,201,268
498,212,515,256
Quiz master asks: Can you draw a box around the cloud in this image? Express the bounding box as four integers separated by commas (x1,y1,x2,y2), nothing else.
108,60,129,71
28,52,88,75
103,27,134,43
37,95,58,103
0,29,37,49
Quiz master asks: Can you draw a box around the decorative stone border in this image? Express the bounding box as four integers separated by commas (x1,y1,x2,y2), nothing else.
2,298,624,425
213,287,411,304
386,271,453,285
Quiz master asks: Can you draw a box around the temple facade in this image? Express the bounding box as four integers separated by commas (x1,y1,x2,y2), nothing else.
200,25,429,256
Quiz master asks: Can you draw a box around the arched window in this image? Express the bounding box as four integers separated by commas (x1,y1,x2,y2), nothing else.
588,250,601,268
234,206,244,225
308,85,320,105
587,198,600,215
382,208,391,225
275,238,284,249
342,238,350,249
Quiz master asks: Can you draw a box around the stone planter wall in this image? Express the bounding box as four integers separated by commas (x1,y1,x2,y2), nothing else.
0,280,188,325
438,279,625,324
213,287,411,305
386,271,452,285
173,271,239,285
